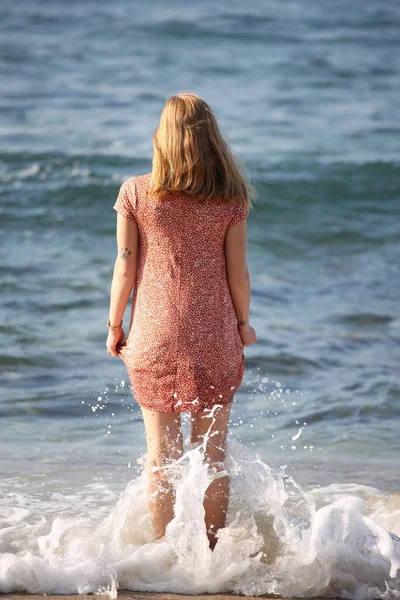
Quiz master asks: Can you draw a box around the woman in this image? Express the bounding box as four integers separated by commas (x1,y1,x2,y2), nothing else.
106,92,257,551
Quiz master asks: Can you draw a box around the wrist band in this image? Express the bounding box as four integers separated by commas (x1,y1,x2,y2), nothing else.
107,318,123,330
238,320,247,327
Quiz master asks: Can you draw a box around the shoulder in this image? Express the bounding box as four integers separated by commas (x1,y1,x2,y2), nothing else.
122,172,151,196
229,196,249,226
125,172,151,188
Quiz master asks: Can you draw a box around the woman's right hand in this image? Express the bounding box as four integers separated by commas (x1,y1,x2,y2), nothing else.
239,324,257,347
106,327,125,357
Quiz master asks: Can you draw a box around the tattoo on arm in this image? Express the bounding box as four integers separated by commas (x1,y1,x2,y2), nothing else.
238,311,247,326
119,246,132,260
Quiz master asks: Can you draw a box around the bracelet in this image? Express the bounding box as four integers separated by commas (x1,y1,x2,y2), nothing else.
237,320,248,327
107,318,123,330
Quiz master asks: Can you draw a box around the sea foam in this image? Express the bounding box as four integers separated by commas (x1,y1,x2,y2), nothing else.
0,433,399,598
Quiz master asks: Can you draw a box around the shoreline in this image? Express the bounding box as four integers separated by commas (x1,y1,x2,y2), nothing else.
4,594,331,600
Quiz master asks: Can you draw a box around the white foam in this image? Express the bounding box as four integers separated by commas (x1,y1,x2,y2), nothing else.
0,439,399,598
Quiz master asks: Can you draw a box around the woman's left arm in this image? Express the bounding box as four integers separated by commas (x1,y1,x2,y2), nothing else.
106,214,139,357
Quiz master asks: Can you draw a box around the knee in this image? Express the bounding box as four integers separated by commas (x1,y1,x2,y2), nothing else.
206,460,228,479
146,452,182,481
146,457,172,498
147,455,168,475
146,435,183,467
204,440,227,468
204,458,230,501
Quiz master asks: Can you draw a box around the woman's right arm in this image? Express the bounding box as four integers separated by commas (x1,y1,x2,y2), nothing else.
224,219,257,347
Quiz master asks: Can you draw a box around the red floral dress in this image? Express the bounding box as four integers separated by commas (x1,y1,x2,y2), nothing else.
113,172,249,413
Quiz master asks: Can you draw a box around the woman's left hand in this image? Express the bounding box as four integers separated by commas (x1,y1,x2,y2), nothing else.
106,328,125,357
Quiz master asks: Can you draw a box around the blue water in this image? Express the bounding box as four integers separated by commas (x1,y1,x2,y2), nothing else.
1,1,400,597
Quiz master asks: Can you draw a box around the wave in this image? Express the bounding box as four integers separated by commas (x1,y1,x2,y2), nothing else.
0,436,398,598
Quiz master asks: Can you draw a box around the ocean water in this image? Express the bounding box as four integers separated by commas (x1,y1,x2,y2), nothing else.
1,0,400,597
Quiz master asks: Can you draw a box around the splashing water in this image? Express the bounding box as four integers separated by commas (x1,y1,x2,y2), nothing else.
0,410,399,599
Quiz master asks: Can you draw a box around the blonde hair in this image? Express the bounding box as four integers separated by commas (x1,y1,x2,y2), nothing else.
149,92,256,207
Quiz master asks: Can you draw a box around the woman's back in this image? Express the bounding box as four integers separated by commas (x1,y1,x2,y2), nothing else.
114,172,249,413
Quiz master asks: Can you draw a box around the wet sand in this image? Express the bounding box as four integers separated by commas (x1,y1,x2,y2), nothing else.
3,593,329,600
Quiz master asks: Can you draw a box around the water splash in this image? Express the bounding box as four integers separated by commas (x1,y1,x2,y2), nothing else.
0,430,399,598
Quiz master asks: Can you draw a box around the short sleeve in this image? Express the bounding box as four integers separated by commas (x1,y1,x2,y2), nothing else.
113,180,136,221
229,199,249,226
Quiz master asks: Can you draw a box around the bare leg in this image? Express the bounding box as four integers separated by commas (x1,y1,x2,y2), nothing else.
141,407,183,540
190,402,232,550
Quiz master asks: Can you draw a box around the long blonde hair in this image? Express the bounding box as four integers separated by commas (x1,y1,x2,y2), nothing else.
149,92,256,207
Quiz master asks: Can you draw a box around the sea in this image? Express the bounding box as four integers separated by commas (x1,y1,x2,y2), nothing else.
1,0,399,597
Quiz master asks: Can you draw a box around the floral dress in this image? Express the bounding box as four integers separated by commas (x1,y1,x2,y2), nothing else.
113,172,249,413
